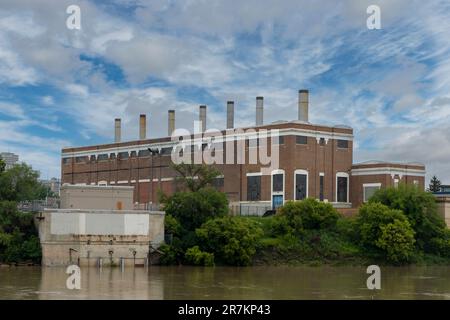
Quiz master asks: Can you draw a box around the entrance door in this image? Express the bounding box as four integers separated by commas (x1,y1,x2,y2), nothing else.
272,195,283,210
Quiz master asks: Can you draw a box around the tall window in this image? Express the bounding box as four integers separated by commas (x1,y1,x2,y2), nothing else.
336,173,349,203
295,170,308,200
272,174,283,192
247,176,261,201
319,175,324,201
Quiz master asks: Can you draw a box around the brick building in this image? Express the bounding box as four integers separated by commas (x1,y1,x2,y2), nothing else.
61,90,425,212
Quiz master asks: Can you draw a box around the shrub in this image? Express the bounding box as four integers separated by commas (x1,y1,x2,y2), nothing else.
164,214,181,236
269,214,302,236
0,201,41,263
162,188,228,232
277,198,340,230
356,202,416,263
196,216,263,266
370,185,447,253
158,244,181,265
375,219,416,263
185,246,214,266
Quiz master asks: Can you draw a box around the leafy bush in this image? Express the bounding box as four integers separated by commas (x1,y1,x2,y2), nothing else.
164,214,181,236
269,214,303,236
196,216,263,266
185,246,214,266
370,185,447,253
162,188,228,232
277,198,340,231
375,219,416,263
0,201,41,263
158,244,181,265
356,202,415,263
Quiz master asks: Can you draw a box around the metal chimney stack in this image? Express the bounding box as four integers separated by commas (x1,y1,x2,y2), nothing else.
139,114,146,140
298,89,309,122
227,101,234,129
168,110,175,136
256,96,264,126
199,105,207,132
114,118,121,143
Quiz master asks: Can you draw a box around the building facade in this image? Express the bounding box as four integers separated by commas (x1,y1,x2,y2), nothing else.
61,90,425,211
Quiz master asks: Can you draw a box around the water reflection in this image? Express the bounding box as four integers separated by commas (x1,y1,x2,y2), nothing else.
0,266,448,300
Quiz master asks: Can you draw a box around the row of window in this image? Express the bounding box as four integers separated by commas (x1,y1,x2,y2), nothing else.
64,137,350,164
247,172,349,203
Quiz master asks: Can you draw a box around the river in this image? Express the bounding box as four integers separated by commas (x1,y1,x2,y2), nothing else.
0,266,449,299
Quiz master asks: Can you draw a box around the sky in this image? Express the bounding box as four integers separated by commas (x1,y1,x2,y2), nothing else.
0,0,450,183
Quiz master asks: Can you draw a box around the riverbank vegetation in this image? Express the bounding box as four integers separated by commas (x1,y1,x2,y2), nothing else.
0,159,48,264
160,165,450,267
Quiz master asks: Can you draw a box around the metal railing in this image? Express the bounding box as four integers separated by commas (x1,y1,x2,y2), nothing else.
17,198,60,212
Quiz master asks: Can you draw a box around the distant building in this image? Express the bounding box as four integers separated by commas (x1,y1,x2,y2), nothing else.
439,185,450,193
40,177,61,196
0,152,19,170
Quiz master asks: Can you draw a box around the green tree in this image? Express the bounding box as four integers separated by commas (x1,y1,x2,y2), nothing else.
369,185,447,253
277,198,340,231
0,163,48,201
196,216,263,266
356,202,415,263
172,163,221,192
162,187,228,232
428,175,441,192
0,201,41,263
0,157,5,174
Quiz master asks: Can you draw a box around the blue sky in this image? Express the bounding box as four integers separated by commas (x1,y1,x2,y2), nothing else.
1,0,450,182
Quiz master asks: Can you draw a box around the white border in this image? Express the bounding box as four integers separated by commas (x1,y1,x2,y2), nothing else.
336,172,349,203
363,183,381,202
294,169,308,200
271,169,285,209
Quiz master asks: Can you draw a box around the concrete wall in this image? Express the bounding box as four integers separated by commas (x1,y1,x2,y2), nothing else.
38,209,165,267
60,185,134,210
436,196,450,228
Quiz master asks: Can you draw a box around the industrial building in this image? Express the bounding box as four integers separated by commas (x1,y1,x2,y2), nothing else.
61,90,425,213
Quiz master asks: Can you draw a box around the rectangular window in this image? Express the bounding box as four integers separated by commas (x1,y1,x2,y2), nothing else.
320,175,324,201
363,184,381,202
337,176,348,202
75,156,88,163
97,154,109,161
62,158,71,165
337,139,349,149
138,149,150,157
213,177,224,188
161,147,173,155
247,176,261,201
295,174,307,200
273,136,285,145
394,178,399,188
296,136,307,145
118,152,129,159
272,174,283,192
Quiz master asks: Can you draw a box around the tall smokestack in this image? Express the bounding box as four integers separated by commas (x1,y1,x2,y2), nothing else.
199,105,207,132
298,89,309,122
227,101,234,129
256,96,264,126
168,110,175,136
114,118,121,143
139,114,146,140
